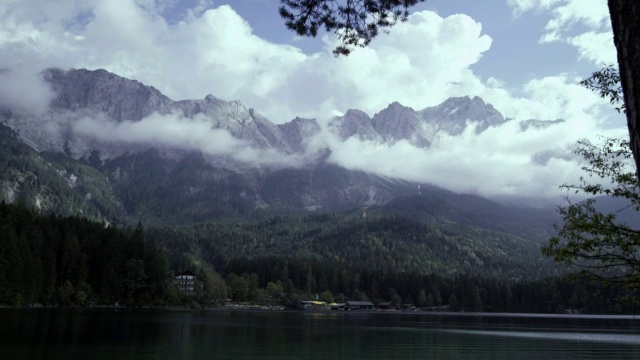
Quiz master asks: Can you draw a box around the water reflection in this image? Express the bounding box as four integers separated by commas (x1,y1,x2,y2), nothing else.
0,309,639,359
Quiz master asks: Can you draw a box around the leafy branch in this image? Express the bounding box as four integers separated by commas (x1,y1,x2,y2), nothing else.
279,0,425,55
579,64,626,114
544,137,640,304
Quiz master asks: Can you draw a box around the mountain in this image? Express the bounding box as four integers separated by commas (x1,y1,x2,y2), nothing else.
0,67,572,279
174,95,293,151
419,95,507,135
0,123,125,219
44,68,174,121
330,109,379,142
589,195,640,229
278,117,321,152
0,67,560,235
334,96,515,147
371,102,430,147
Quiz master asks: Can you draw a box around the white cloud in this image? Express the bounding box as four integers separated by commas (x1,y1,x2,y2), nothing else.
508,0,615,65
305,12,493,118
0,1,494,121
72,112,307,167
0,0,628,201
325,116,626,201
0,66,54,115
508,0,608,30
569,31,616,64
481,73,611,122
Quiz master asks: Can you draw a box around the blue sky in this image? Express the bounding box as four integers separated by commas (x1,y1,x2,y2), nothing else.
222,1,578,86
209,0,611,100
0,0,629,201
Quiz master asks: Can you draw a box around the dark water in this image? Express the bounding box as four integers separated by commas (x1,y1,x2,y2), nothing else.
1,309,639,359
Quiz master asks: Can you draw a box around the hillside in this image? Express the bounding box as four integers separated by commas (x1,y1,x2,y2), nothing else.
0,67,565,281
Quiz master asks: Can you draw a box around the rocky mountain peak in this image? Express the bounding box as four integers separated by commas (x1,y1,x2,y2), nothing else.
419,96,506,135
9,68,548,166
371,102,430,148
43,68,173,122
278,117,321,153
172,96,292,151
330,109,379,141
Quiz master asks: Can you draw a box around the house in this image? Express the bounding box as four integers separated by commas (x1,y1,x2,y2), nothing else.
377,302,396,310
345,301,374,310
174,270,197,295
402,304,417,311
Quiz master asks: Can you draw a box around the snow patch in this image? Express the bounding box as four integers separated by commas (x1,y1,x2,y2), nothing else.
34,195,42,210
68,174,78,188
1,181,18,203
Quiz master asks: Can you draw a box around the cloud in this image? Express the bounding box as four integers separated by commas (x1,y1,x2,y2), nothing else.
0,66,54,114
1,0,613,123
72,112,307,167
569,31,616,64
0,0,629,202
0,1,494,121
482,73,614,123
298,12,493,119
324,116,626,201
507,0,616,65
65,100,625,202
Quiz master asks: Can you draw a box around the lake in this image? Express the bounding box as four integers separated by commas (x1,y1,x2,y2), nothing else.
1,309,639,359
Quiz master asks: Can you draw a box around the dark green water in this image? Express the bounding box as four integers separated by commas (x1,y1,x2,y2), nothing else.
1,309,639,359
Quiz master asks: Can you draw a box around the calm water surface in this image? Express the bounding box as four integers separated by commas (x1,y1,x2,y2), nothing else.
1,309,639,359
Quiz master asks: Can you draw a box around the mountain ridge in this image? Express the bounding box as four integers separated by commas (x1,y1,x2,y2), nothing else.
5,68,566,158
0,67,562,227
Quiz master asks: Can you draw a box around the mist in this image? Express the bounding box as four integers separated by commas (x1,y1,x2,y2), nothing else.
68,105,627,204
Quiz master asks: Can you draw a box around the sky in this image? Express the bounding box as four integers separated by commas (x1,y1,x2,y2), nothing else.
0,0,630,204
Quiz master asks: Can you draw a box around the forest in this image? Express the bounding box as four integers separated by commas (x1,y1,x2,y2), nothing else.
0,201,637,313
0,201,178,307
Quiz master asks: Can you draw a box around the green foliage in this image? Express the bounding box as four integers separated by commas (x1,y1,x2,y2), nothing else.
0,202,174,307
0,133,260,226
0,128,125,220
220,256,629,313
543,138,640,303
545,64,639,305
226,273,249,302
579,65,625,113
149,207,557,282
279,0,425,55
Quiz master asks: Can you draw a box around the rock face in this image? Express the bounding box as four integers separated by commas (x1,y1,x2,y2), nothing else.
173,95,292,151
372,102,430,147
6,68,525,159
419,96,507,135
330,109,380,142
44,68,174,122
278,117,321,153
0,67,563,222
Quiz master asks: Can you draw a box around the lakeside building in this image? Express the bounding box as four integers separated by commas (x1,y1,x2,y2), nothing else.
174,270,197,295
345,301,375,310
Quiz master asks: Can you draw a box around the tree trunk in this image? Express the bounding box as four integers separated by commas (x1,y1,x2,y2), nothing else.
608,0,640,180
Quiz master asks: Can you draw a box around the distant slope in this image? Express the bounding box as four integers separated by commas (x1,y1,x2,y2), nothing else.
0,124,124,220
150,200,561,280
379,188,558,241
590,195,640,228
